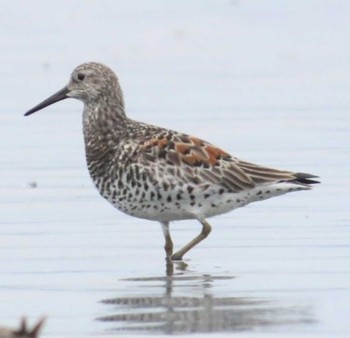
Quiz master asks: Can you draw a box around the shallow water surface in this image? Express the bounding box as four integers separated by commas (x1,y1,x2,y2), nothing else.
1,1,350,337
98,272,314,334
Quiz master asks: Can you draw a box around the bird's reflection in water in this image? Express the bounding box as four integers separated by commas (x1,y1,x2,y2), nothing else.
97,261,313,334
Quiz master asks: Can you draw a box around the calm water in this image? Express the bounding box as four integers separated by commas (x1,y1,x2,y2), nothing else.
1,1,350,337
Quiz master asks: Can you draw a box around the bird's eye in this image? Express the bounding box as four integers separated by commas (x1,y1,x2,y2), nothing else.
77,73,85,81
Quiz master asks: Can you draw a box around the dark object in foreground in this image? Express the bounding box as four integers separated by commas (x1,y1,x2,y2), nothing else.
0,318,45,338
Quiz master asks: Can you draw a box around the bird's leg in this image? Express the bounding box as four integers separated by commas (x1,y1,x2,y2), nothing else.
160,221,173,259
171,218,212,261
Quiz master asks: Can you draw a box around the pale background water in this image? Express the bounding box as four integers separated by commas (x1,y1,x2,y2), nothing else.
0,1,349,337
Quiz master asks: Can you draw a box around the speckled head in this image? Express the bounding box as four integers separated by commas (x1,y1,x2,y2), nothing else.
24,62,124,116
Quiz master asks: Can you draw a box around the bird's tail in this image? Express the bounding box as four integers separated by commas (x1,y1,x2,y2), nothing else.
292,172,320,186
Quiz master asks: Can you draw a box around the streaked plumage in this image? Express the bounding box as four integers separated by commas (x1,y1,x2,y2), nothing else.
25,62,319,261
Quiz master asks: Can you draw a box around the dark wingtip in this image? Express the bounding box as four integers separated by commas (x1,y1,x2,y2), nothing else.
294,172,320,185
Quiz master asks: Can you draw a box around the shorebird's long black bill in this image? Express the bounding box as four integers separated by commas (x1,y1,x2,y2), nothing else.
24,86,69,116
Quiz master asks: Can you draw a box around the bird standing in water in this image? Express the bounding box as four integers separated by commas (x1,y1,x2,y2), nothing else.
25,62,319,261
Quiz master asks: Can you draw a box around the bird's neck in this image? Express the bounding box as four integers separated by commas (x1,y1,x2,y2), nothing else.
82,98,130,166
83,97,128,134
82,99,130,182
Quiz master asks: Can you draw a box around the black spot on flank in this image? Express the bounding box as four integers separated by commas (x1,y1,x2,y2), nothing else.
256,190,262,196
163,182,169,191
219,188,225,195
153,205,159,209
190,201,196,206
134,168,140,181
150,191,155,200
176,193,182,200
266,190,271,194
144,183,149,191
187,186,194,194
117,180,123,189
167,196,172,202
236,199,241,203
198,203,202,207
157,193,162,200
211,203,217,208
204,193,210,199
190,195,195,200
